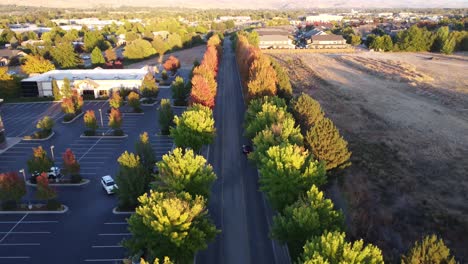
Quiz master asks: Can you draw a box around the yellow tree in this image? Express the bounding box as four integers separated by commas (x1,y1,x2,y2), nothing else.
21,55,55,75
247,55,277,100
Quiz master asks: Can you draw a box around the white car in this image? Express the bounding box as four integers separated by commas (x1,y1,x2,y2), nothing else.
31,166,61,183
101,175,118,194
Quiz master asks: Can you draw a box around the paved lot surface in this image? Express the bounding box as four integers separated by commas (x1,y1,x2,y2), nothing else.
196,39,289,264
0,91,179,263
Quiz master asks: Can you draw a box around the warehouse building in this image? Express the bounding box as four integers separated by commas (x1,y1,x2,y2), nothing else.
21,68,148,98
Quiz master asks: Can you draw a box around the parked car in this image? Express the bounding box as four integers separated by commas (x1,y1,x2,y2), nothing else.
242,144,253,155
31,167,61,183
101,175,118,194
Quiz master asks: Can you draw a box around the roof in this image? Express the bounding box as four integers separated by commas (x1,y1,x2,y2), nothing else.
259,35,290,42
303,29,326,38
22,68,148,83
0,49,24,58
311,34,346,42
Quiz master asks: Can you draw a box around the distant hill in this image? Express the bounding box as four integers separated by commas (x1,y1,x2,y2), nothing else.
3,0,468,9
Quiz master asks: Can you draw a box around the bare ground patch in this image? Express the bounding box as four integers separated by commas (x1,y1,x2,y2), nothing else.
271,53,468,263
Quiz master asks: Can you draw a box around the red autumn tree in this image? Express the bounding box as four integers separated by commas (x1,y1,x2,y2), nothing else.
0,172,26,209
163,55,181,74
192,64,217,95
61,97,75,114
201,45,218,76
36,173,56,201
190,75,215,108
62,148,80,176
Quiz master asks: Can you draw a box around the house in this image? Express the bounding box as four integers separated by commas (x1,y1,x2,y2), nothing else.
307,35,347,49
305,14,343,23
257,27,295,49
0,49,26,66
21,68,149,98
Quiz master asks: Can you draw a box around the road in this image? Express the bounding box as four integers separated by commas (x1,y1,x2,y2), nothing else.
196,38,290,264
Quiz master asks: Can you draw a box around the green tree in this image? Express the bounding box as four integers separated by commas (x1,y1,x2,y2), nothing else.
52,79,61,100
245,102,292,139
272,186,344,258
123,190,218,263
348,34,362,46
135,132,156,175
91,46,105,66
401,235,457,264
244,96,287,128
166,33,183,50
159,99,174,135
394,25,433,52
298,231,384,264
60,78,72,99
123,39,156,60
431,26,449,52
441,35,456,55
151,36,169,55
171,76,189,106
305,117,352,171
21,55,55,74
115,151,147,210
27,146,53,174
291,93,325,132
128,91,141,113
155,148,216,198
170,104,215,152
0,172,26,210
36,116,54,137
258,144,327,211
140,73,159,98
50,42,80,69
270,59,292,101
381,35,394,51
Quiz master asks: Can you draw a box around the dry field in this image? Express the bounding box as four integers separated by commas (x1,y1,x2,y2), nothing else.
126,45,206,69
270,52,468,262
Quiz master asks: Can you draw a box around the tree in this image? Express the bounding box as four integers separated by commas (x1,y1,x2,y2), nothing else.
272,185,344,258
61,98,75,115
159,99,174,135
21,55,55,74
123,39,156,60
291,93,325,132
61,78,72,99
305,117,352,171
431,26,449,52
381,35,394,52
123,190,218,263
201,45,218,76
140,73,159,98
71,90,83,113
84,110,98,135
394,25,433,52
140,257,173,264
348,34,362,46
192,64,217,94
247,55,277,100
0,172,26,210
91,47,105,66
62,148,81,183
163,56,181,74
151,36,169,55
155,148,216,198
27,146,53,174
244,96,287,128
115,151,147,210
128,91,142,113
270,59,292,101
104,48,117,62
171,76,189,106
258,144,327,211
298,231,384,264
109,91,123,109
50,42,80,69
36,173,59,209
108,108,123,135
166,33,183,50
190,75,215,108
245,102,292,139
401,235,456,264
36,116,54,137
170,104,215,152
52,79,61,100
135,132,156,175
441,35,456,55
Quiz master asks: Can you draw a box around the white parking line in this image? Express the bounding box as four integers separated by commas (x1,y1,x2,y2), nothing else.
91,245,123,248
0,232,50,234
84,259,124,262
0,243,40,246
98,233,131,236
0,221,58,224
103,222,127,225
0,214,27,243
0,256,30,259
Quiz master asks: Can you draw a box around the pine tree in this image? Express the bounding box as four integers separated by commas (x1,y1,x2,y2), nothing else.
291,93,325,132
91,46,105,65
305,117,352,171
171,76,189,106
52,79,61,100
61,78,72,99
115,151,147,210
135,132,156,175
401,235,457,264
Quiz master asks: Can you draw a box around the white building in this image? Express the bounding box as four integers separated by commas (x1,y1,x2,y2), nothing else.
305,14,344,22
21,68,148,98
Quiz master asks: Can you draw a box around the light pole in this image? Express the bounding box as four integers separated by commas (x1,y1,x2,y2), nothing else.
98,108,104,127
50,145,55,161
19,169,32,210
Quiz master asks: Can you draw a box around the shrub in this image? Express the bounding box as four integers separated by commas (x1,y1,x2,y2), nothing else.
305,117,351,171
128,91,142,113
36,116,54,138
401,235,456,264
171,76,189,106
141,73,159,98
159,99,174,135
163,55,181,74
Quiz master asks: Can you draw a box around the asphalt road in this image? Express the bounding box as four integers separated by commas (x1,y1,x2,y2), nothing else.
0,87,183,264
196,39,290,264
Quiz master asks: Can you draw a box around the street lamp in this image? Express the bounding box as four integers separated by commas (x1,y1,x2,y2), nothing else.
98,108,104,127
19,169,32,210
50,145,55,161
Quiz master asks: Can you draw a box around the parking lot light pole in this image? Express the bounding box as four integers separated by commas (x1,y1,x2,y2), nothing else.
50,145,55,161
98,108,104,127
19,169,32,210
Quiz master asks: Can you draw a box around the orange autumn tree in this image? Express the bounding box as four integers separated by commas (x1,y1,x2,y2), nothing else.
108,108,123,135
71,90,83,113
246,55,277,100
163,56,181,74
63,148,80,176
0,172,26,209
61,97,75,114
192,64,217,94
190,75,215,108
201,45,219,76
36,173,59,209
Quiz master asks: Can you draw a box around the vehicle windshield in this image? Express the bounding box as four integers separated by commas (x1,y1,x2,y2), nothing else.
106,181,115,186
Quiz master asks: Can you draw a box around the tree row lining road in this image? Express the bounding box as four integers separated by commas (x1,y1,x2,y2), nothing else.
196,38,289,264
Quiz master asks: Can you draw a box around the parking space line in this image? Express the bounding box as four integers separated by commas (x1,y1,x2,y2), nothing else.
0,214,27,243
0,256,30,259
91,245,123,248
0,232,50,234
98,233,131,236
0,221,58,224
0,243,40,246
103,222,127,225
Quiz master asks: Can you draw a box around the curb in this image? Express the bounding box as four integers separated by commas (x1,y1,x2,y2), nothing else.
171,105,188,109
3,100,55,105
22,131,55,141
159,85,171,89
80,134,128,139
26,179,90,187
62,112,84,124
112,207,134,215
122,112,144,116
0,205,69,214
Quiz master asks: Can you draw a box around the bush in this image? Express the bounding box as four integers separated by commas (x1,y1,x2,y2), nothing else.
401,235,456,264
